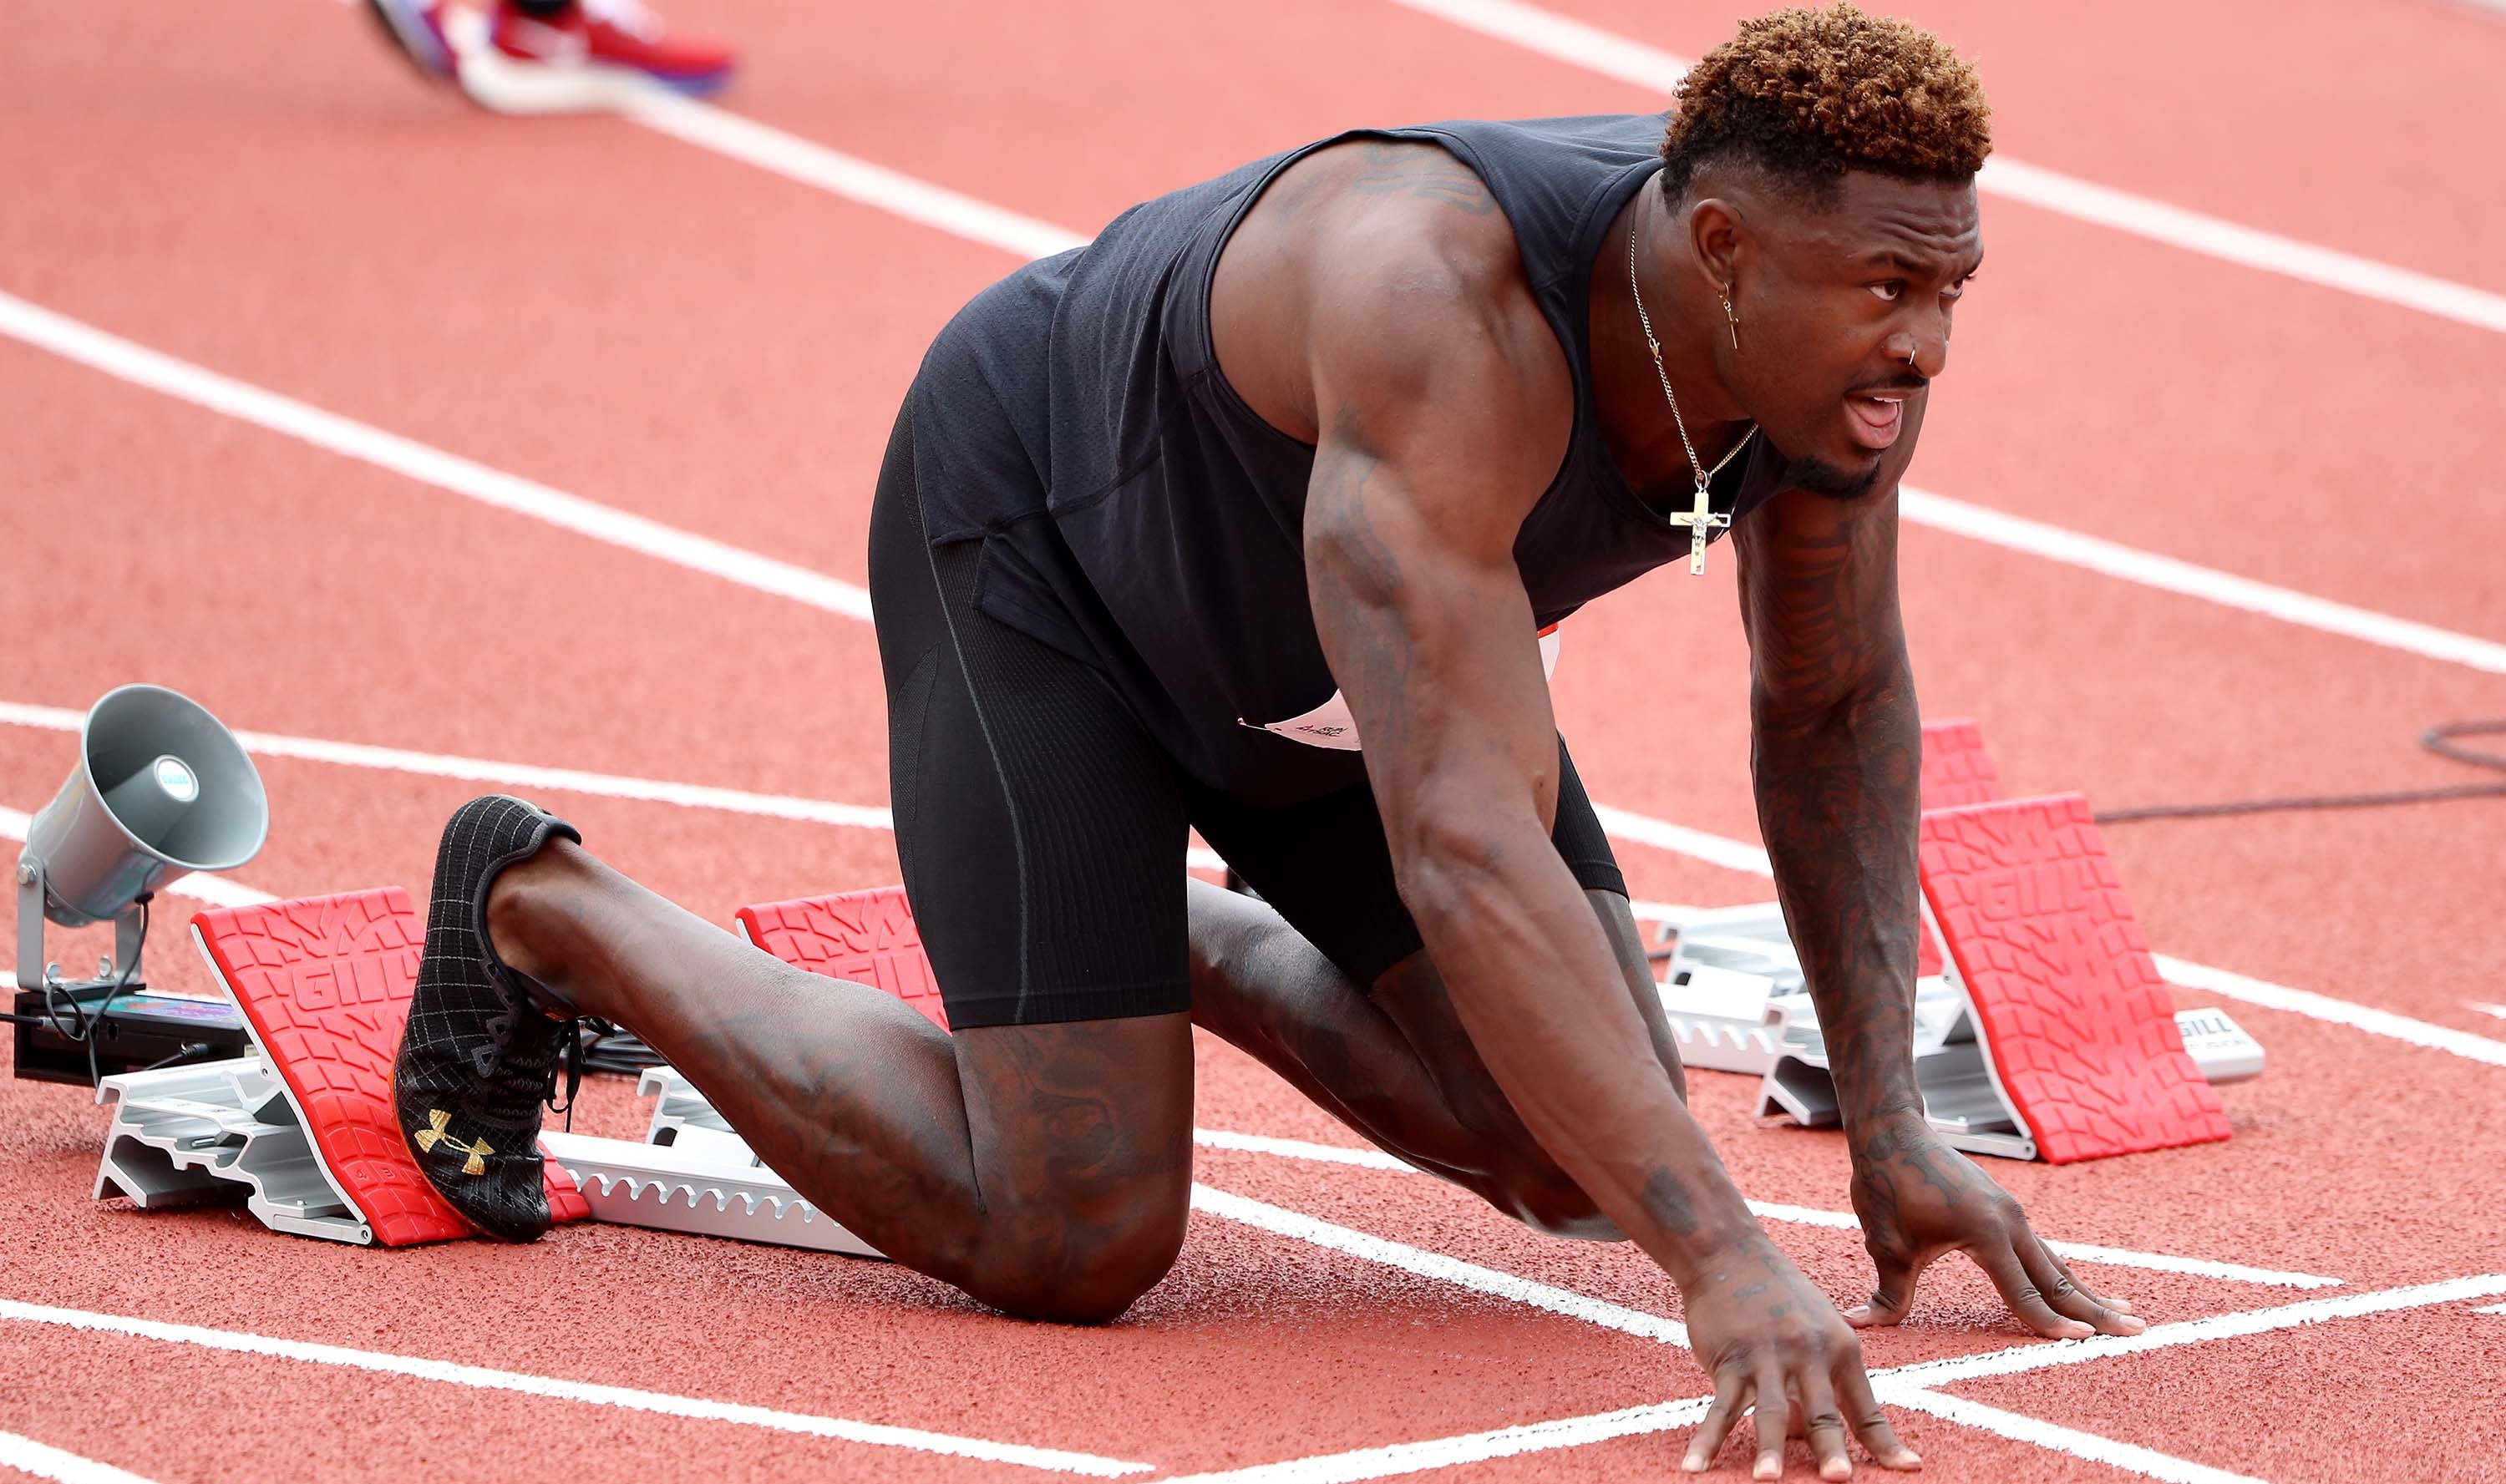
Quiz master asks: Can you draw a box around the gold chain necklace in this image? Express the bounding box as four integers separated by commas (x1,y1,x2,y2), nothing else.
1627,215,1755,575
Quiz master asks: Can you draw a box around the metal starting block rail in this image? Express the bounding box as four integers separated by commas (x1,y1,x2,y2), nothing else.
536,1069,878,1256
539,1124,880,1257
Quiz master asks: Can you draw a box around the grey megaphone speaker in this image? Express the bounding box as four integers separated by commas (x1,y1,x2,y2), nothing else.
15,685,269,994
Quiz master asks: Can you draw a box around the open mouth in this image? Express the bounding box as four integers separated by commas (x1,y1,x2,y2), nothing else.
1845,393,1905,451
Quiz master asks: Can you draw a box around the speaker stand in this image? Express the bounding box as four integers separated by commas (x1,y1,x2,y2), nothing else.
13,854,145,994
15,856,49,993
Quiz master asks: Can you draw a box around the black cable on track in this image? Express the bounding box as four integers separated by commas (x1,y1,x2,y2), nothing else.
2093,719,2506,825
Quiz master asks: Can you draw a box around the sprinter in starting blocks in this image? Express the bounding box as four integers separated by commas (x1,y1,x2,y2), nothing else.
368,18,2160,1474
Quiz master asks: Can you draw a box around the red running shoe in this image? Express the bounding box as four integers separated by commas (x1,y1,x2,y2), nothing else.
451,0,736,113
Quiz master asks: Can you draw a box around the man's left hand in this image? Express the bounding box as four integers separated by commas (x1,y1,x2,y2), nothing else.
1845,1112,2147,1340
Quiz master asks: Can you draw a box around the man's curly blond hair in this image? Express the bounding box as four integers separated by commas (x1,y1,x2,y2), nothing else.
1659,3,1991,200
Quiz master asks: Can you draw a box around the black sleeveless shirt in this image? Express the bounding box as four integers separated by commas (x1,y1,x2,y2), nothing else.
904,114,1791,806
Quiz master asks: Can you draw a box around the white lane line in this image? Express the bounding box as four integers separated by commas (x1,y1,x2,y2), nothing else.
1876,1390,2263,1484
2475,1303,2506,1315
0,1298,1154,1477
0,701,892,827
621,91,1088,261
0,1431,162,1484
1150,1397,1717,1484
1899,487,2506,676
1188,1183,1687,1345
0,291,875,625
2152,955,2506,1071
618,102,2506,677
2470,1003,2506,1021
1157,1272,2506,1483
1382,0,2506,338
0,804,275,908
0,702,1230,877
1588,803,1779,875
1194,1128,1415,1172
17,210,2506,686
1732,1198,2336,1290
1877,1272,2506,1391
1197,1129,2339,1289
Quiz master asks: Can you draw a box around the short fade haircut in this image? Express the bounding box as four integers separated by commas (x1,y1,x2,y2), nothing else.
1658,3,1992,204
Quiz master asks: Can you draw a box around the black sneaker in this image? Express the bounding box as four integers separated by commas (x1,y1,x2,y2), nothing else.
393,795,584,1242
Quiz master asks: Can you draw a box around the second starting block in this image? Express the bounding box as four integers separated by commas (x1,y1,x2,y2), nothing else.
1656,721,2250,1163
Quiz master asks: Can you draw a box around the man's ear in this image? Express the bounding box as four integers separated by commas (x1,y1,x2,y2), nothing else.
1684,194,1746,292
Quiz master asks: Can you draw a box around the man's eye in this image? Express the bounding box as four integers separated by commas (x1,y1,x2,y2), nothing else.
1867,281,1904,303
1943,277,1969,301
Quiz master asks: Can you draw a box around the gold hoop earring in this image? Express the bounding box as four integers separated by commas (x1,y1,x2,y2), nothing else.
1718,288,1740,350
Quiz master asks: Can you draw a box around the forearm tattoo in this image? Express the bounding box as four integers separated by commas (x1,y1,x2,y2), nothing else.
1743,504,1926,1139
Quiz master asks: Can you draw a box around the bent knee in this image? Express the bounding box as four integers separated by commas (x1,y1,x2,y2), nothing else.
960,1196,1190,1324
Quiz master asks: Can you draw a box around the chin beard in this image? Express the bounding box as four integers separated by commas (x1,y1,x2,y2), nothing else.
1783,453,1885,501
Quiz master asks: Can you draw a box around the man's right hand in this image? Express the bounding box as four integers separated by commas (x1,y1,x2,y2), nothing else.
1678,1237,1922,1479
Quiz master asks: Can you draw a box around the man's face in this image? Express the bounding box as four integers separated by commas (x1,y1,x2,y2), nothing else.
1726,171,1982,498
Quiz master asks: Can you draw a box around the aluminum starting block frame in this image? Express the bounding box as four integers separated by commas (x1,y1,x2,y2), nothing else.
1666,904,2259,1162
94,1057,377,1243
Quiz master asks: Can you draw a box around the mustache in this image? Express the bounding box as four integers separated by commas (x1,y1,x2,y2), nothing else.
1849,374,1930,396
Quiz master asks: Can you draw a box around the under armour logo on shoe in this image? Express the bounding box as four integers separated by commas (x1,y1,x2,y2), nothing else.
413,1108,495,1176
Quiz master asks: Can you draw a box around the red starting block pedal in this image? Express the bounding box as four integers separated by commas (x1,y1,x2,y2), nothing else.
174,889,586,1243
1914,718,2006,980
1917,795,2231,1162
736,886,946,1031
1918,717,2006,811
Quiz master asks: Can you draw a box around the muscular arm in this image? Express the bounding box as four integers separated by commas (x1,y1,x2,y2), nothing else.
1736,398,2141,1342
1295,186,1758,1284
1732,463,1927,1139
1263,149,1920,1476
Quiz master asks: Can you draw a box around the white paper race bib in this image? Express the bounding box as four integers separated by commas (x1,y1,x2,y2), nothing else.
1245,629,1562,751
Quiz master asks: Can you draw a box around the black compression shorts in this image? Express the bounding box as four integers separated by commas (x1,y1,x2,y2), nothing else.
867,404,1627,1030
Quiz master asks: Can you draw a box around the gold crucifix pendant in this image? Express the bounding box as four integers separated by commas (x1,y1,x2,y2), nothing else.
1666,479,1731,576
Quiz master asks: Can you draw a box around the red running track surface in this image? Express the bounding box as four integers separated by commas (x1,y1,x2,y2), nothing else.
3,0,2504,1478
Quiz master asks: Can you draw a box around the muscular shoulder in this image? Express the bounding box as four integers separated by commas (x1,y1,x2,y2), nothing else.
1212,139,1571,458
